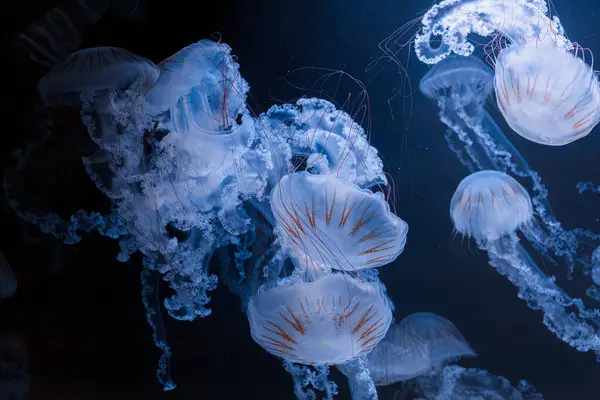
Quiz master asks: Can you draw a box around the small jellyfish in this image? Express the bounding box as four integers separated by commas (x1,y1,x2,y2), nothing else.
367,313,475,386
38,46,159,107
450,170,533,241
246,274,392,365
0,251,17,300
270,171,408,273
450,171,600,357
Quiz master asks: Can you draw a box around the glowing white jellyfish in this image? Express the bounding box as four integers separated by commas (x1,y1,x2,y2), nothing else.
450,171,600,357
494,40,600,146
366,313,475,386
270,171,408,273
37,46,159,107
412,0,600,145
451,170,533,241
246,274,392,365
145,39,250,134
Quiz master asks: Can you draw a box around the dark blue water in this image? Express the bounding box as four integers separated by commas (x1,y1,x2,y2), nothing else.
2,0,600,398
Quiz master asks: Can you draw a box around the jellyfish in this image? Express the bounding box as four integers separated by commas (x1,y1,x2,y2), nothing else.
494,37,600,146
410,0,600,145
145,39,250,135
256,98,386,189
247,273,392,365
450,171,600,357
366,313,476,386
420,54,600,291
38,46,159,107
269,171,408,274
12,35,397,398
20,40,267,392
0,251,17,300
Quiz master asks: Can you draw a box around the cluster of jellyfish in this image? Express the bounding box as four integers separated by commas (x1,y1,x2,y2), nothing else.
405,0,600,365
5,0,600,398
4,35,549,399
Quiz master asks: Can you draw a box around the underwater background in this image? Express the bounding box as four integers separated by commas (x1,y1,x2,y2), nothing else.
1,0,600,398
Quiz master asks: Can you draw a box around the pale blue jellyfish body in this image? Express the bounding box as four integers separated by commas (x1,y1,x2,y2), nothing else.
247,274,392,365
145,39,250,134
451,171,600,357
256,98,387,189
366,313,475,386
269,171,408,274
415,0,600,146
494,39,600,146
450,171,533,241
37,46,159,107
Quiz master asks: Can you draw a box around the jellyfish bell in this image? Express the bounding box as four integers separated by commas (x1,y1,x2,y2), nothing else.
38,47,159,107
367,328,432,386
270,171,408,272
397,313,475,364
450,170,533,241
420,55,495,103
246,274,392,365
495,41,600,146
366,313,475,386
144,39,250,135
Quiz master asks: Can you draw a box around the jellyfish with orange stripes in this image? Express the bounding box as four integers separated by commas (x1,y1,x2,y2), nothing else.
365,313,476,386
450,171,600,359
269,171,408,275
246,273,392,365
408,0,600,145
